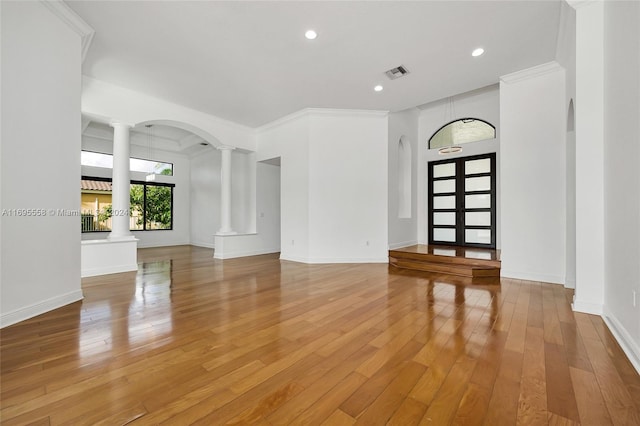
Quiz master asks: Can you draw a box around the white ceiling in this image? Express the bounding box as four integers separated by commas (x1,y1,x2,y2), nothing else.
84,121,211,157
69,1,562,128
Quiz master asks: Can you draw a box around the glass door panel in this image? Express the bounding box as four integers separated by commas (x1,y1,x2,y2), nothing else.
428,153,496,248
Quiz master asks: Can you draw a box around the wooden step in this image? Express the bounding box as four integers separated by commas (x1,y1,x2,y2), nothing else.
388,245,501,280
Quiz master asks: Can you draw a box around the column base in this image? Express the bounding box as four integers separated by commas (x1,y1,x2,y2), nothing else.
216,230,237,236
107,233,137,242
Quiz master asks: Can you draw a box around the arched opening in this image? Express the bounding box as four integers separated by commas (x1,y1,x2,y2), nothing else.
398,136,412,218
566,98,576,288
428,118,496,153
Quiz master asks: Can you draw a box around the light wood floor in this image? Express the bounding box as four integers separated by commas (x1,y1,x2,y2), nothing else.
1,246,639,425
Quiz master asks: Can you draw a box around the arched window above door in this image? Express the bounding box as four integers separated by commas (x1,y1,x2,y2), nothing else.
428,118,496,150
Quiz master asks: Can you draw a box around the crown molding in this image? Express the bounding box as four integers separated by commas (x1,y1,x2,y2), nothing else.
40,0,95,63
565,0,597,11
500,61,564,85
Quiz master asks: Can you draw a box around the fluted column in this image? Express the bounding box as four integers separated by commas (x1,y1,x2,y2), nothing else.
217,146,236,235
108,122,134,240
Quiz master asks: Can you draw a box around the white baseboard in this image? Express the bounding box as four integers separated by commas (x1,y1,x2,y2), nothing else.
572,298,604,316
501,269,564,285
136,240,190,248
279,255,388,264
1,289,84,328
213,247,280,260
81,263,138,278
602,307,640,375
191,241,215,249
564,277,576,289
388,240,418,250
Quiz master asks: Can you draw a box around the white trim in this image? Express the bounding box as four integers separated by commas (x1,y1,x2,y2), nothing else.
564,277,576,289
602,307,640,374
1,290,84,328
213,247,280,260
500,269,565,285
279,255,388,264
500,61,564,85
191,241,215,249
40,0,95,62
136,240,191,249
572,298,604,316
81,263,138,278
388,240,418,250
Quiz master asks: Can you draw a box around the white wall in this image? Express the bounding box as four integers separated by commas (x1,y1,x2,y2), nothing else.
388,109,419,249
190,148,221,248
81,135,192,248
255,108,388,263
1,2,84,326
307,111,388,262
256,112,310,262
603,0,640,370
417,85,501,246
500,63,566,284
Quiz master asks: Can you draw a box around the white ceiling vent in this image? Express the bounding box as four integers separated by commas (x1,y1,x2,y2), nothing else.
385,65,410,80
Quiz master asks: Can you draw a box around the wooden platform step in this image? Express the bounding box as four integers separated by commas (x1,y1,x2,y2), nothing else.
389,245,501,279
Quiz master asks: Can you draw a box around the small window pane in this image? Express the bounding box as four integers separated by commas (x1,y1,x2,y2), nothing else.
433,195,455,209
465,158,491,175
130,184,145,230
145,186,172,230
465,194,491,209
433,212,455,226
466,212,491,226
465,176,491,192
433,163,455,178
434,179,455,194
465,229,491,244
434,228,456,242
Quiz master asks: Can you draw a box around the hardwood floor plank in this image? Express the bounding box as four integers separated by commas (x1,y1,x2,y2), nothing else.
516,326,548,426
570,366,613,426
452,382,491,426
483,349,524,426
544,342,581,422
1,246,638,426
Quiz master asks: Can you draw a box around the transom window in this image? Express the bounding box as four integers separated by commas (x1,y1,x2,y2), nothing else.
428,118,496,150
81,150,173,176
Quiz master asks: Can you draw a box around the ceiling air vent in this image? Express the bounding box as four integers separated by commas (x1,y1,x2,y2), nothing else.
385,65,410,80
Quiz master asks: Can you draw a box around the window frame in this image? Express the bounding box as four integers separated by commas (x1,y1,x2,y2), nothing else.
428,118,496,150
81,150,175,176
81,175,175,233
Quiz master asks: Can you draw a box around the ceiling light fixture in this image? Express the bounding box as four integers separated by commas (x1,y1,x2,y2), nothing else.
304,30,317,40
472,47,485,57
374,85,383,92
438,97,463,155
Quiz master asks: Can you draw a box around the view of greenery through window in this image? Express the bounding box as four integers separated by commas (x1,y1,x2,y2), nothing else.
81,173,173,232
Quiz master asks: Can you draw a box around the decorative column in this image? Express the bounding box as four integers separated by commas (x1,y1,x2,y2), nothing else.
217,146,236,235
108,121,134,240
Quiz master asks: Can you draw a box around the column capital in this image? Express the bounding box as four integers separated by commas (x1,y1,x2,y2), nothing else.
109,120,134,129
217,145,236,152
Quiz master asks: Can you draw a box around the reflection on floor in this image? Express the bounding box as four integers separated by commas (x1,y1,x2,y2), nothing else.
1,245,638,425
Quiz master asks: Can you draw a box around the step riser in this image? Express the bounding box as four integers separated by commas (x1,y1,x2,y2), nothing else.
389,257,500,278
388,251,501,269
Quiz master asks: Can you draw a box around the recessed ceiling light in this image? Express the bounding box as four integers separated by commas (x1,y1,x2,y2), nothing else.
305,30,317,40
472,48,485,57
374,85,383,92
